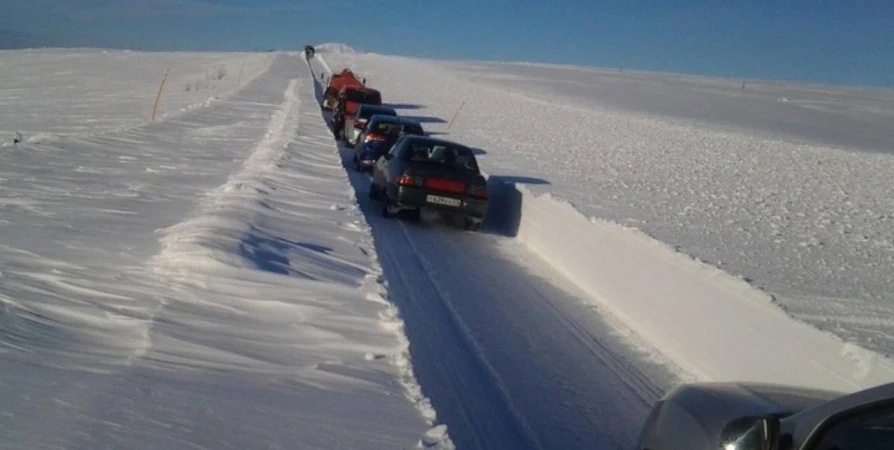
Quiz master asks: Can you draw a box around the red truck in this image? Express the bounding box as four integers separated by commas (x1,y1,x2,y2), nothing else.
322,69,364,110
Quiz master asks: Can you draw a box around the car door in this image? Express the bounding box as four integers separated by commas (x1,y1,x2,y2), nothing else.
346,107,360,143
354,121,369,153
374,138,404,190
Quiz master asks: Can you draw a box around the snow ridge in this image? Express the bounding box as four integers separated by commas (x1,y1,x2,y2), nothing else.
507,180,894,392
140,77,301,362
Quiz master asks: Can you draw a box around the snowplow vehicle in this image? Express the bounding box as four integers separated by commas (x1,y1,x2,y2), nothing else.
321,69,364,111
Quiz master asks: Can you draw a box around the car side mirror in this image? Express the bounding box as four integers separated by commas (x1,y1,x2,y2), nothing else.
721,416,780,450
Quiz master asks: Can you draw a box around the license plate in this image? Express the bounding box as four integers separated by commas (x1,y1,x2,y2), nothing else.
426,195,461,207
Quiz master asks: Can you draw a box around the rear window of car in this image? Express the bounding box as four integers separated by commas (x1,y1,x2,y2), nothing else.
373,122,400,133
372,122,422,136
402,124,424,135
347,90,381,104
404,143,479,173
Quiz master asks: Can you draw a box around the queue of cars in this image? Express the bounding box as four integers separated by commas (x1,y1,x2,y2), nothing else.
321,67,488,231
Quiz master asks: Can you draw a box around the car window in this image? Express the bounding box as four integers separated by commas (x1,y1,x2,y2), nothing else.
373,122,401,135
810,407,894,450
388,138,405,158
403,143,479,172
403,124,424,135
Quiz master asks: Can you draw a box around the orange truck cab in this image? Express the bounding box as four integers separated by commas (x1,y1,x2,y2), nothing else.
322,69,364,110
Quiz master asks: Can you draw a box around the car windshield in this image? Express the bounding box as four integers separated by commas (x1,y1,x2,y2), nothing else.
346,90,381,104
405,142,479,172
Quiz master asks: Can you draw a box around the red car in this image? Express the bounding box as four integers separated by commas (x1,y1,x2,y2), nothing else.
332,86,383,140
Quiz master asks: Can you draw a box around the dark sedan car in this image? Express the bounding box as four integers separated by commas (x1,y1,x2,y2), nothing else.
352,115,424,172
369,136,488,231
344,104,397,146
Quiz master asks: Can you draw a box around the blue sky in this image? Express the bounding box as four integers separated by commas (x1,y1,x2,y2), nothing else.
5,0,894,87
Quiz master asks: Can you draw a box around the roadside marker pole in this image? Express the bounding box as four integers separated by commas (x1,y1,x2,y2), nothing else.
236,61,245,88
151,69,169,122
447,100,466,132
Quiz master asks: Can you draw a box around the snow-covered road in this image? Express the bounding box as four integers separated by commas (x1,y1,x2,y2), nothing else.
335,142,681,449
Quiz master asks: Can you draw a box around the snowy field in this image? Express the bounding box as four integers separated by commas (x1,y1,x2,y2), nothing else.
0,49,273,137
3,43,894,450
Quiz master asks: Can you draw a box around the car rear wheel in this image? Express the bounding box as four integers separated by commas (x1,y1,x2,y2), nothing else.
382,196,400,218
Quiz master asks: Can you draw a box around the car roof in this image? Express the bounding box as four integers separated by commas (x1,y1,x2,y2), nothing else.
338,85,374,93
341,85,379,93
369,115,419,125
402,135,467,149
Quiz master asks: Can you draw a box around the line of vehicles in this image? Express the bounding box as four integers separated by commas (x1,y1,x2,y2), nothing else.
318,62,488,231
304,49,894,449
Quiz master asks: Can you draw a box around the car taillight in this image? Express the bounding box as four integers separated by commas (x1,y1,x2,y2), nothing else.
424,177,466,194
399,175,424,187
468,184,488,199
364,132,385,142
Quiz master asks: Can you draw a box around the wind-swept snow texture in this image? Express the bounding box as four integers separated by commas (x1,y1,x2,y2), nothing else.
0,49,273,136
0,53,439,449
319,49,894,393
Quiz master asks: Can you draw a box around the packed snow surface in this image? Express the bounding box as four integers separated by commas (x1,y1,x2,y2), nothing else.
319,48,894,389
0,52,442,449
